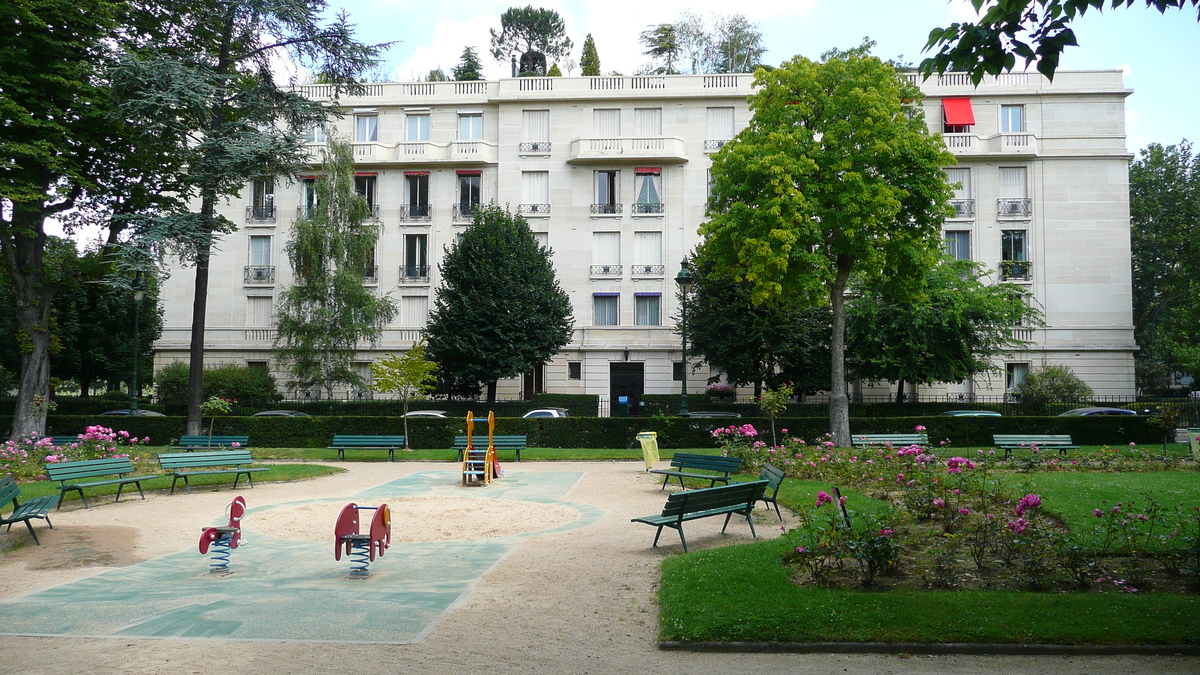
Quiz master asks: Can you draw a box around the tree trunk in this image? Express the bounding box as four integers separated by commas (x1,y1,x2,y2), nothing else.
895,378,906,404
486,381,497,403
185,193,216,436
829,256,853,448
5,203,55,441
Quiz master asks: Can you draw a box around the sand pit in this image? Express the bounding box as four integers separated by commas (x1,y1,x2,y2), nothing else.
250,495,580,543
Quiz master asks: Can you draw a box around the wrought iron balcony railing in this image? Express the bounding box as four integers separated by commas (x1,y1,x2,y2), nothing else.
632,202,664,215
362,265,378,285
400,204,432,221
590,264,622,276
949,199,975,218
998,198,1032,217
590,203,622,215
244,265,275,284
631,264,665,276
999,260,1033,281
400,264,430,281
246,205,275,222
704,139,728,152
518,203,551,214
453,203,478,222
519,141,551,153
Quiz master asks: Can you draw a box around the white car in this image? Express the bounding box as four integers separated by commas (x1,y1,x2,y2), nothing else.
522,408,569,418
402,410,448,418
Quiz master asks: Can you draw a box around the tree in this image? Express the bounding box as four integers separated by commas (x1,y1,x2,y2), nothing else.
547,63,563,76
920,0,1200,83
580,34,601,76
453,46,484,81
371,340,437,448
640,24,680,74
1129,140,1200,390
489,6,572,76
676,10,715,74
712,14,766,73
698,43,955,447
426,67,449,82
1018,364,1093,408
112,0,382,435
425,204,573,402
273,137,397,400
847,258,1042,402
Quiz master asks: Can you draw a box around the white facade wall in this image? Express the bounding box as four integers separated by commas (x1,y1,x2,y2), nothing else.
153,71,1137,402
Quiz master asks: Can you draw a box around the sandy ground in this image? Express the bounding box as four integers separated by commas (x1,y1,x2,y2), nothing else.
0,460,1196,675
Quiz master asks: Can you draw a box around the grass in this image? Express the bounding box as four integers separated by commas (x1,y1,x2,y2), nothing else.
1016,471,1199,533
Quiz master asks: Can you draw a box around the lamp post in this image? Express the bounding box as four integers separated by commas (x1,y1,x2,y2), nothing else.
130,273,145,414
675,261,695,417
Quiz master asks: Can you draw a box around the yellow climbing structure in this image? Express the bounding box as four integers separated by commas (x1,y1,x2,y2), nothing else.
461,411,497,486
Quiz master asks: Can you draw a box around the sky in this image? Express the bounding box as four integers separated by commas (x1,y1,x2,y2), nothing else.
324,0,1199,152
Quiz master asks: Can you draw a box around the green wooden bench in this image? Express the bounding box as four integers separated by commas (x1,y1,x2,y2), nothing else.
157,450,268,494
649,453,742,490
757,463,787,522
1,475,55,546
453,435,527,462
850,433,929,449
993,434,1078,459
328,435,405,461
174,435,250,451
38,436,83,447
44,457,154,509
632,480,768,552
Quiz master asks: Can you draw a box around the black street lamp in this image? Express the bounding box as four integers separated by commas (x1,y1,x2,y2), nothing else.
130,273,145,413
675,261,695,417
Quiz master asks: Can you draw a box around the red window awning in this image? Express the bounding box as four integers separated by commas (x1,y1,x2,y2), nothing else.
942,98,975,126
634,167,661,175
298,175,320,180
456,170,481,176
355,172,378,177
404,171,429,176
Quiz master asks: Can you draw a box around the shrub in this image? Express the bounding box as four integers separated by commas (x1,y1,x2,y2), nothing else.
155,362,279,405
1018,364,1093,410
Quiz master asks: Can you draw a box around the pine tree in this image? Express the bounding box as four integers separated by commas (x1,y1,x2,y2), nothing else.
580,34,601,76
453,47,484,81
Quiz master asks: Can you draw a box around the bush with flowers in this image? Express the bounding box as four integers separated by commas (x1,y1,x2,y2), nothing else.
1,426,149,480
783,489,902,587
704,383,737,399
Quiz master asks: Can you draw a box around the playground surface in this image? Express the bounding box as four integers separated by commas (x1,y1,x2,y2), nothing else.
0,461,1195,674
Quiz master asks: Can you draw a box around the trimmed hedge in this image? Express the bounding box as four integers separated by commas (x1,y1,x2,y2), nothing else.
20,412,1163,449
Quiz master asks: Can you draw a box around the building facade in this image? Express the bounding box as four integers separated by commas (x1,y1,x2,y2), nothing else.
153,70,1137,404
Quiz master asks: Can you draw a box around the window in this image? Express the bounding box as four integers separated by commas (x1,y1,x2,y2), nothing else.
405,172,429,219
246,296,273,327
407,114,430,141
457,171,481,219
251,178,274,220
249,235,271,267
521,109,550,152
944,230,970,260
592,232,620,275
533,232,549,250
1002,230,1027,262
355,115,378,142
594,108,620,136
1006,362,1029,393
633,231,662,274
403,234,428,279
401,296,429,326
634,168,662,214
521,171,549,213
306,125,325,143
942,98,975,133
635,294,661,326
673,361,684,381
593,294,619,326
945,168,973,218
359,246,378,284
302,178,319,217
567,361,582,380
594,170,619,214
706,107,734,150
998,166,1030,216
354,175,376,213
459,113,482,140
1000,105,1025,133
633,108,661,150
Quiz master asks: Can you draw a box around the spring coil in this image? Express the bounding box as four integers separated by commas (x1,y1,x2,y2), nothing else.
348,542,371,577
209,535,233,573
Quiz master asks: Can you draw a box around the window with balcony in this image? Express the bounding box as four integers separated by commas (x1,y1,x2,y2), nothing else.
356,115,378,142
520,171,549,214
944,230,970,261
593,170,620,214
635,293,661,326
633,231,663,275
521,109,550,152
404,172,430,220
305,125,326,143
456,171,481,221
246,296,273,327
592,232,621,276
633,107,661,150
1001,230,1031,281
401,295,429,326
407,113,430,141
301,178,319,218
706,106,734,151
998,166,1031,217
945,167,973,218
356,246,378,284
354,175,378,219
1000,105,1025,133
459,113,482,140
403,234,428,280
249,178,274,221
633,168,662,214
594,294,619,326
246,235,273,284
942,97,975,133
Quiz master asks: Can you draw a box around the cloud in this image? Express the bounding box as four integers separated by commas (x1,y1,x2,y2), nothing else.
944,0,984,23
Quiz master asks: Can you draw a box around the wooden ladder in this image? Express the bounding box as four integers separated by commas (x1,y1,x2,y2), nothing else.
461,410,497,486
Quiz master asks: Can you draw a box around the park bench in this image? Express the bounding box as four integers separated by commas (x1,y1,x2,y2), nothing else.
328,435,406,461
850,433,929,449
757,463,787,522
38,436,84,447
632,480,768,553
993,434,1078,459
157,450,268,494
174,435,250,451
0,475,55,546
649,453,742,490
44,457,154,509
453,435,527,462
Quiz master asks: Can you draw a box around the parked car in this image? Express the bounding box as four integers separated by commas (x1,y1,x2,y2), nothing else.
523,408,569,418
686,411,742,418
1057,407,1137,416
940,410,1002,417
99,408,166,417
402,410,448,418
251,410,310,417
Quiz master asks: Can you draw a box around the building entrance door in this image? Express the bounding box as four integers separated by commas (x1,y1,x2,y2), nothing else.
610,362,645,414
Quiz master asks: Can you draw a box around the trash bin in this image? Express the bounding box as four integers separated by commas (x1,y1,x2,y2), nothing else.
1189,428,1200,461
636,431,660,471
615,395,628,418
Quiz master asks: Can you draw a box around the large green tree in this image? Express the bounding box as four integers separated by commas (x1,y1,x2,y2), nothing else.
712,14,765,74
580,34,601,76
489,6,572,76
113,0,381,434
273,137,396,400
847,258,1041,402
425,204,573,402
921,0,1200,83
1130,140,1200,390
699,43,955,446
453,46,484,81
639,24,681,75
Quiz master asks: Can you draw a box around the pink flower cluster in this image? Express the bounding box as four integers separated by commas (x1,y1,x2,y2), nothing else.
1014,493,1042,517
945,456,977,474
815,490,833,507
711,423,758,438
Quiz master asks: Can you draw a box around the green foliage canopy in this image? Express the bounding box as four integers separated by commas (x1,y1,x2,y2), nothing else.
1018,364,1094,406
371,340,438,446
580,34,601,76
489,5,573,75
453,46,485,81
639,24,681,74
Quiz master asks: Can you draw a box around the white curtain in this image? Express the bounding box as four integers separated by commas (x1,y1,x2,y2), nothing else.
592,232,620,265
522,110,549,141
401,296,429,326
246,296,273,327
999,167,1027,198
594,109,620,136
522,171,549,203
945,168,971,200
634,108,661,136
249,236,271,266
634,232,662,265
707,107,734,140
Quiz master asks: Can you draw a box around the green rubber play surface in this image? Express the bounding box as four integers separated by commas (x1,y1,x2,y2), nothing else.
0,470,597,643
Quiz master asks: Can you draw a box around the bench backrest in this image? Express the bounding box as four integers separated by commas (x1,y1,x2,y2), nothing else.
45,457,137,482
453,435,527,448
178,435,249,447
331,435,405,446
660,480,768,518
759,463,785,493
993,434,1075,445
39,436,82,447
851,433,929,446
158,450,255,470
0,475,21,507
669,452,742,474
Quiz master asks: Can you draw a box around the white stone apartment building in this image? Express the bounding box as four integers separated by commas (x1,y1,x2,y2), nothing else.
152,70,1137,404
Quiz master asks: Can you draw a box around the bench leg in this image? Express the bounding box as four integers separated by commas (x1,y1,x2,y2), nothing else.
721,512,734,534
114,483,125,503
23,519,41,546
388,448,395,462
745,509,758,539
676,525,688,553
338,449,345,461
651,525,664,548
659,474,670,491
134,480,146,501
